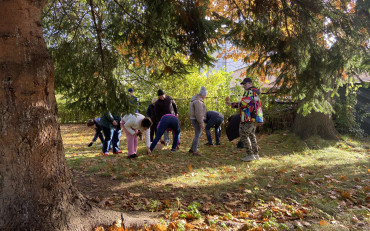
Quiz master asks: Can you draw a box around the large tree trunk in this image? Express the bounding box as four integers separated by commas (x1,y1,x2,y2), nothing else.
0,1,121,230
292,111,339,140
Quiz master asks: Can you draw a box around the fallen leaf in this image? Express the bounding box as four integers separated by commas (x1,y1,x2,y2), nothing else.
150,223,167,231
319,220,328,226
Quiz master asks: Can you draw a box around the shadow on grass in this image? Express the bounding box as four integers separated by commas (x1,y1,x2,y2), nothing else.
62,124,369,225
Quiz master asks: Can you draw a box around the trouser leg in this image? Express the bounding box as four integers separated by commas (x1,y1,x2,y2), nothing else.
191,119,202,152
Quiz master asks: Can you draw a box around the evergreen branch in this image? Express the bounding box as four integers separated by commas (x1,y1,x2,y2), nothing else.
112,0,161,34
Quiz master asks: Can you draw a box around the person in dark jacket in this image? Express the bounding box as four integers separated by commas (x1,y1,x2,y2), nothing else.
99,111,122,156
146,97,157,142
87,118,104,147
204,111,224,145
155,89,178,145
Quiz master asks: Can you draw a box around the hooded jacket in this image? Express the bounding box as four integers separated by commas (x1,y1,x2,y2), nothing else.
189,94,207,124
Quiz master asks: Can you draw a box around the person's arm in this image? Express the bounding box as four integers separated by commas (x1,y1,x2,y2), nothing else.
172,99,178,116
144,128,151,148
146,105,152,117
225,96,239,108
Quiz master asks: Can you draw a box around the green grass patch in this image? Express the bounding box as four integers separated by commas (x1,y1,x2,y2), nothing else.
62,124,370,230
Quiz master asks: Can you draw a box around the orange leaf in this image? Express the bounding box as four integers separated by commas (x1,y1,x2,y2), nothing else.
185,223,195,229
340,191,352,200
171,212,179,220
319,220,328,226
150,224,167,231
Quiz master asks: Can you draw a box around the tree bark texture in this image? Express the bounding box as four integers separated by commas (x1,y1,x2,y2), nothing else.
0,0,121,230
292,111,339,140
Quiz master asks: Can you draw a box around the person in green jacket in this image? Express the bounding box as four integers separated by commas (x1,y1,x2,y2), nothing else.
99,111,122,156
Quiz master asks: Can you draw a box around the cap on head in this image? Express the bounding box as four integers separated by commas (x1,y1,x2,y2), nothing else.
157,89,165,96
199,86,207,96
240,78,252,85
128,88,134,93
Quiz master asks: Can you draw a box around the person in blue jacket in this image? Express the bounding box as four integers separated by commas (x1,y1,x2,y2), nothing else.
87,118,104,147
150,114,180,153
204,111,224,145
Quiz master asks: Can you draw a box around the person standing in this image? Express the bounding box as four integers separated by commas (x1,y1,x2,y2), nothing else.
189,86,207,156
128,88,139,113
121,113,152,159
146,97,158,142
87,118,104,147
99,111,122,156
226,77,263,162
204,111,224,146
155,89,178,145
149,114,181,153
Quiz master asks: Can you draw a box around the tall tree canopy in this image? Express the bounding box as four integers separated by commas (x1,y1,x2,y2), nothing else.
43,0,220,113
211,0,369,114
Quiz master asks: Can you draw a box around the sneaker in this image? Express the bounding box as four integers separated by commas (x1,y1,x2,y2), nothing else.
127,154,137,159
189,149,194,153
170,148,177,152
204,143,213,146
192,152,203,156
253,154,260,160
215,143,221,145
98,144,103,147
103,152,109,156
241,155,256,162
113,150,122,154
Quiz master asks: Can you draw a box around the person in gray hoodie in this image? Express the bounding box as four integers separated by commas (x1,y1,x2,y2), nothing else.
189,86,207,156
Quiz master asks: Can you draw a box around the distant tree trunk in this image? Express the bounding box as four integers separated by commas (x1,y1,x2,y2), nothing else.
0,0,118,230
292,111,339,140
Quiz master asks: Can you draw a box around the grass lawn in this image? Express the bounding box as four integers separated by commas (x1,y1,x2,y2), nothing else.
62,124,370,230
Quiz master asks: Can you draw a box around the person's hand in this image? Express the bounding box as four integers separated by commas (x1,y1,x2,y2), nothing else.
201,123,205,130
87,142,93,147
225,96,230,105
112,120,118,126
136,131,142,136
146,147,152,155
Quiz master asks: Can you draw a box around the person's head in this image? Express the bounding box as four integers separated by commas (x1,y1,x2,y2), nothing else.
151,97,157,105
157,89,165,100
128,88,134,96
141,117,153,130
240,78,253,90
199,86,207,99
87,119,95,127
